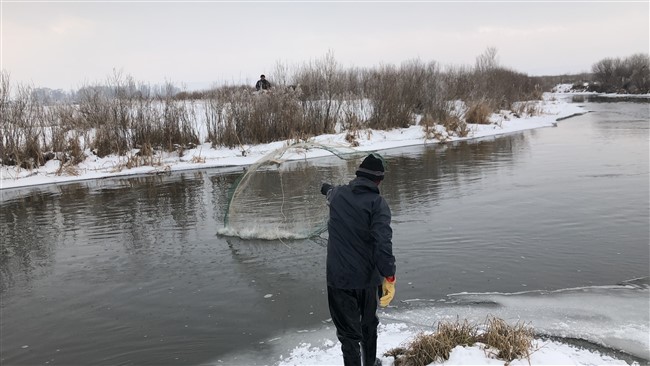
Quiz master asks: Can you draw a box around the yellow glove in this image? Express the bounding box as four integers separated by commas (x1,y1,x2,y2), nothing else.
380,276,396,307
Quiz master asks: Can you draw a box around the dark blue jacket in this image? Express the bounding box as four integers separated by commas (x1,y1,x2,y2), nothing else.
324,177,395,289
255,78,271,91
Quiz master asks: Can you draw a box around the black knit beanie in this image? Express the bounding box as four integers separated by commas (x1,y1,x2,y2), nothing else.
356,153,385,181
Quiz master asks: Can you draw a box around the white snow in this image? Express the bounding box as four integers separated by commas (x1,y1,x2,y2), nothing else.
2,92,648,366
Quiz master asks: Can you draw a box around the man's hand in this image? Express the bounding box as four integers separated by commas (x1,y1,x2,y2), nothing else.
321,183,333,195
380,276,395,307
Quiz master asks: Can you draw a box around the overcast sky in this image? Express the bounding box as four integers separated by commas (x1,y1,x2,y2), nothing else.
2,1,649,91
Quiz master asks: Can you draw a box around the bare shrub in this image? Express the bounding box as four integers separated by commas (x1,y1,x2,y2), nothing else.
418,61,450,122
208,86,308,148
77,75,131,157
0,71,10,163
204,87,243,149
366,65,414,129
158,92,200,152
293,50,345,134
592,53,650,93
47,105,73,154
74,74,201,158
132,96,161,152
272,60,292,88
1,76,48,168
66,134,85,164
132,82,200,154
444,64,474,102
204,91,226,147
248,87,306,142
339,93,369,132
444,48,542,116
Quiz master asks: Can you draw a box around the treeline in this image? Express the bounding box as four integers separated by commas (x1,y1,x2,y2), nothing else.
588,53,649,93
2,48,544,169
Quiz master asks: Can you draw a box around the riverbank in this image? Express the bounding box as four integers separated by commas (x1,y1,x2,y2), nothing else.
0,93,587,192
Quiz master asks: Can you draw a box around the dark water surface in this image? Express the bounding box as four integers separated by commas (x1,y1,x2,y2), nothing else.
1,101,648,365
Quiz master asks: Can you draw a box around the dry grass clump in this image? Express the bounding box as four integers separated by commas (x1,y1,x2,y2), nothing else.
420,115,449,142
465,100,493,124
512,101,542,118
190,155,206,164
345,130,360,147
386,318,477,366
441,114,471,138
478,316,534,362
385,316,535,366
63,135,85,165
420,115,437,140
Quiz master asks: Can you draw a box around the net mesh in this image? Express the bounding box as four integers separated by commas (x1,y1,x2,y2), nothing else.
218,142,367,240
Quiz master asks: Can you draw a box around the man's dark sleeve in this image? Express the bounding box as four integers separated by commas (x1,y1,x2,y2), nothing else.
321,183,333,195
371,197,395,278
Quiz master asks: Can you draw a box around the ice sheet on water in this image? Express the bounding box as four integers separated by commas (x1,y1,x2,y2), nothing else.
390,280,649,361
212,280,648,365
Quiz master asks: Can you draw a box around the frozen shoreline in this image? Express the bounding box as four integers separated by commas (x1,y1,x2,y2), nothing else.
0,94,588,192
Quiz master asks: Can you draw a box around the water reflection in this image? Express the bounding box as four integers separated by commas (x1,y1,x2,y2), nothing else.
0,172,233,294
381,133,528,216
583,95,650,104
1,189,63,293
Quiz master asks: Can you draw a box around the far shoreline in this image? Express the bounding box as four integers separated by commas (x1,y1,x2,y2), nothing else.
1,92,647,193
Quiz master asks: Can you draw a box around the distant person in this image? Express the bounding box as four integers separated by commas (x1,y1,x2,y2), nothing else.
255,74,271,91
320,153,396,366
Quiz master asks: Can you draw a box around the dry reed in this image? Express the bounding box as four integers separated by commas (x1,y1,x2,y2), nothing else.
386,316,535,366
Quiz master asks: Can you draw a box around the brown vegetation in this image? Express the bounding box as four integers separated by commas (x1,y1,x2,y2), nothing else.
2,48,551,168
590,53,650,94
385,316,535,366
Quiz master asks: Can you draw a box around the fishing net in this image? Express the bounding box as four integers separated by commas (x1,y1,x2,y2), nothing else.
218,142,367,240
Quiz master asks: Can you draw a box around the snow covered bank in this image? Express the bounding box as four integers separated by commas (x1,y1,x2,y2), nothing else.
267,282,648,366
0,95,586,191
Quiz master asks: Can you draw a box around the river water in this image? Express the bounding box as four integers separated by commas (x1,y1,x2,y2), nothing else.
1,100,648,365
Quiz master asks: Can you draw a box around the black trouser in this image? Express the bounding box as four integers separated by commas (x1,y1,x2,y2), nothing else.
327,286,380,366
